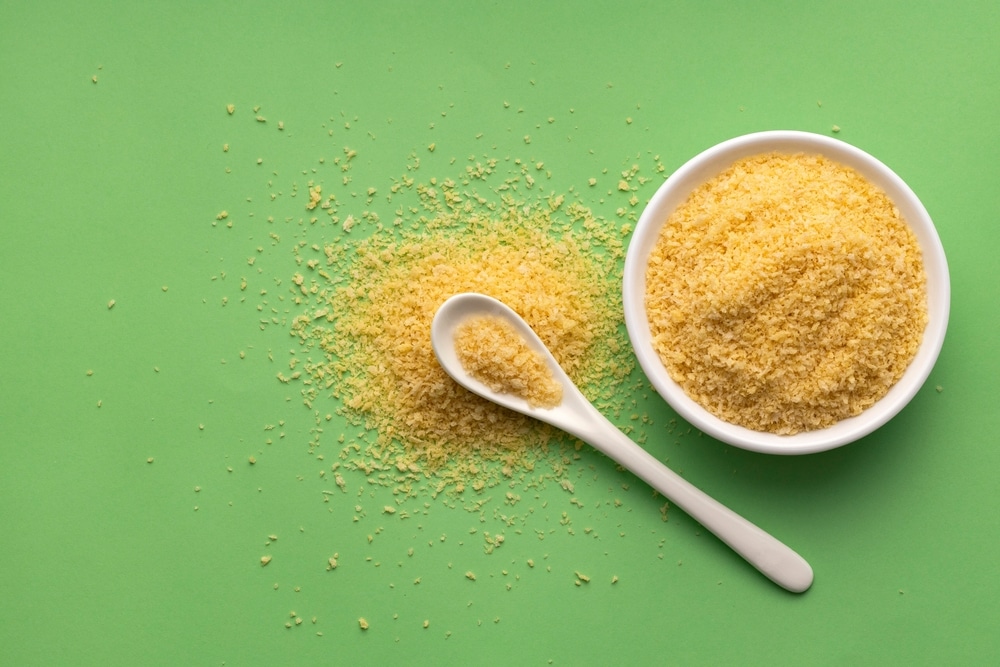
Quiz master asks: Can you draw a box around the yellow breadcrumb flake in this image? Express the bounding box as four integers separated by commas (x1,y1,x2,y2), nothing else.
454,315,562,408
306,185,322,211
358,617,369,630
645,152,927,434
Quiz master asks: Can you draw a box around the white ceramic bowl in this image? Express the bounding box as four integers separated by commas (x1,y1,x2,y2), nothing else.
623,131,950,454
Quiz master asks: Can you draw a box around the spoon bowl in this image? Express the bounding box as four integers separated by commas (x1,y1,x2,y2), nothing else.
432,292,814,593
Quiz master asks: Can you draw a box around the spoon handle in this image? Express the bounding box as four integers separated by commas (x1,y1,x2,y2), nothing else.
575,407,814,593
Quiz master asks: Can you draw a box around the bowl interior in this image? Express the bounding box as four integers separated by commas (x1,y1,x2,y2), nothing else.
623,131,950,454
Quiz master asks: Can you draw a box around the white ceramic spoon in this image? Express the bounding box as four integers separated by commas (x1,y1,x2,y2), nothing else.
431,292,814,593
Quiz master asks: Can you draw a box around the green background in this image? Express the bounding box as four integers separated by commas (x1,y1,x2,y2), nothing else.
2,1,998,664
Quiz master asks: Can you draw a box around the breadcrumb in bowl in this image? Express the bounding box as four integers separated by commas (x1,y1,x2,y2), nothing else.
623,131,950,454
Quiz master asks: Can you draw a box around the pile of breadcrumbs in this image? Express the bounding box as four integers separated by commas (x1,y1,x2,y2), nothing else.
645,152,927,434
290,189,633,491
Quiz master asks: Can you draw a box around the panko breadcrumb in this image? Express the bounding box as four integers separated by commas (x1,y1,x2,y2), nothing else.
454,314,563,408
644,152,927,434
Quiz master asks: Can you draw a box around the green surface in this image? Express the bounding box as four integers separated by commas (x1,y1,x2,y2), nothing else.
2,1,999,664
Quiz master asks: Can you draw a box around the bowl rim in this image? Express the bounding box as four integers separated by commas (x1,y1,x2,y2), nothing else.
622,130,951,455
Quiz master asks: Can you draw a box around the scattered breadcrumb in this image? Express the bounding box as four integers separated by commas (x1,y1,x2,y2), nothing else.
260,555,272,566
290,186,631,490
215,117,662,628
